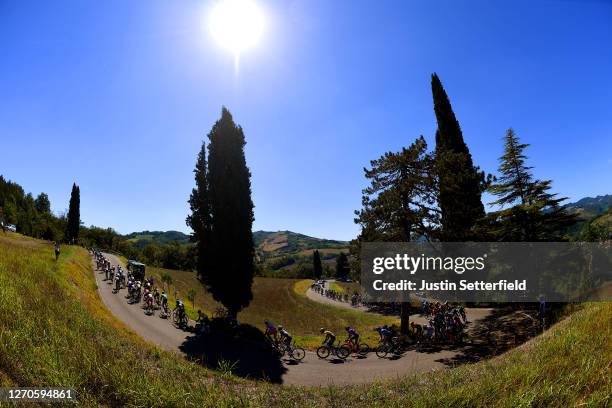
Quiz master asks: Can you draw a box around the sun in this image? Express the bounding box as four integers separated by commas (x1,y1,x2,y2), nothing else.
209,0,265,58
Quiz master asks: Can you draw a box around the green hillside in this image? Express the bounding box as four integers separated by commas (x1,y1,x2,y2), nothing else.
253,231,349,277
123,230,191,248
564,194,612,220
0,232,609,406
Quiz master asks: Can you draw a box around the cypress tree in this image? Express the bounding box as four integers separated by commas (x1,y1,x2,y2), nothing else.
65,183,80,242
488,128,577,241
335,253,350,279
313,250,323,280
186,141,212,280
431,73,485,241
202,107,255,318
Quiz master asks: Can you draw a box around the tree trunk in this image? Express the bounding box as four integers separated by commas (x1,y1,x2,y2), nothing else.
400,302,410,335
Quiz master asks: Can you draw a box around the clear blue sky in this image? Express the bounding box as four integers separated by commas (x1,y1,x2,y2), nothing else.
1,0,611,241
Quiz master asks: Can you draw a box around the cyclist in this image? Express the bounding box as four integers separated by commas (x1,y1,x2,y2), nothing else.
278,325,292,347
161,291,168,307
176,299,186,319
54,242,60,261
160,291,169,315
345,326,359,347
319,328,336,346
145,292,154,311
264,320,278,343
376,325,393,345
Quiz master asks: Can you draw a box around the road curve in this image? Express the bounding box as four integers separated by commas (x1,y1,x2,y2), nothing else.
94,253,483,386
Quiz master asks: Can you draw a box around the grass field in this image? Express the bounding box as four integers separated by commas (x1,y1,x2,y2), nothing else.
1,232,610,407
145,265,397,349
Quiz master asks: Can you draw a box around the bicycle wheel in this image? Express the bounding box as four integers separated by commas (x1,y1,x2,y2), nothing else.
316,346,330,359
375,344,389,358
358,343,370,355
336,345,350,359
290,347,306,361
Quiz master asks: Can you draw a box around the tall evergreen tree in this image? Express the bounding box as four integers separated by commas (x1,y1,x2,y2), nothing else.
335,253,350,279
355,136,437,333
192,107,255,318
65,183,80,242
488,128,577,241
35,193,51,214
312,250,323,280
186,142,212,279
431,73,485,241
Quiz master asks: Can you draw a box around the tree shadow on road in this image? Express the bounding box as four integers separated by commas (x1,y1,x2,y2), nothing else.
179,321,288,384
429,307,541,366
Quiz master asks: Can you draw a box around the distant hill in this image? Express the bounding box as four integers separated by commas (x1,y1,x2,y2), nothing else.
253,230,347,254
253,231,349,278
123,229,349,276
563,195,612,220
123,230,190,248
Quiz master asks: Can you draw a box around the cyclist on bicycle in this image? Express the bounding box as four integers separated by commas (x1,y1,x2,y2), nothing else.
278,325,292,347
264,320,278,343
319,328,336,346
345,326,359,347
161,291,168,306
145,292,154,309
376,325,393,345
176,299,186,319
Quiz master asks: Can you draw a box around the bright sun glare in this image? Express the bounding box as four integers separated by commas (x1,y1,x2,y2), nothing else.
209,0,265,62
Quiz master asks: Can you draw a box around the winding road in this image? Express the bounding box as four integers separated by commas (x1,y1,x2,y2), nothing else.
94,253,491,386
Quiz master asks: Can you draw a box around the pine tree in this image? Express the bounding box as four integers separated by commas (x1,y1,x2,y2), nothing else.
488,128,577,241
355,136,437,334
65,183,80,242
196,107,255,318
313,250,323,280
186,142,213,279
431,73,485,241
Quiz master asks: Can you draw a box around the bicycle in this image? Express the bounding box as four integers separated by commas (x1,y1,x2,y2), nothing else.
144,300,155,316
343,338,370,356
375,337,404,358
172,308,189,328
159,303,171,319
278,341,306,361
316,341,350,359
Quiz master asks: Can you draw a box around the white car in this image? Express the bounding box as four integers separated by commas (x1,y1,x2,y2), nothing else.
4,224,17,232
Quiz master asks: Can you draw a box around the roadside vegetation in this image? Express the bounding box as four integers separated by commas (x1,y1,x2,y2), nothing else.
0,233,609,407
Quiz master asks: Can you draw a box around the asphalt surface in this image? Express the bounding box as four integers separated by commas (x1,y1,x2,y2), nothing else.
94,253,490,386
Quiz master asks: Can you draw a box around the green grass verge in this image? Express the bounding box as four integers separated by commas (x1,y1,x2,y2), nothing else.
0,233,609,407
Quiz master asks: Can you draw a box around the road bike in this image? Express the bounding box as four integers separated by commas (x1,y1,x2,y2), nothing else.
375,337,405,358
278,341,306,361
172,308,189,328
316,341,350,359
343,339,370,356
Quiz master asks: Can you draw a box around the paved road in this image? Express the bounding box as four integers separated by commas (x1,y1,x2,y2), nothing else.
94,253,489,386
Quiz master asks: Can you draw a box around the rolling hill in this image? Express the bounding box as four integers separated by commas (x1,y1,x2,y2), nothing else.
563,194,612,220
123,230,190,248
